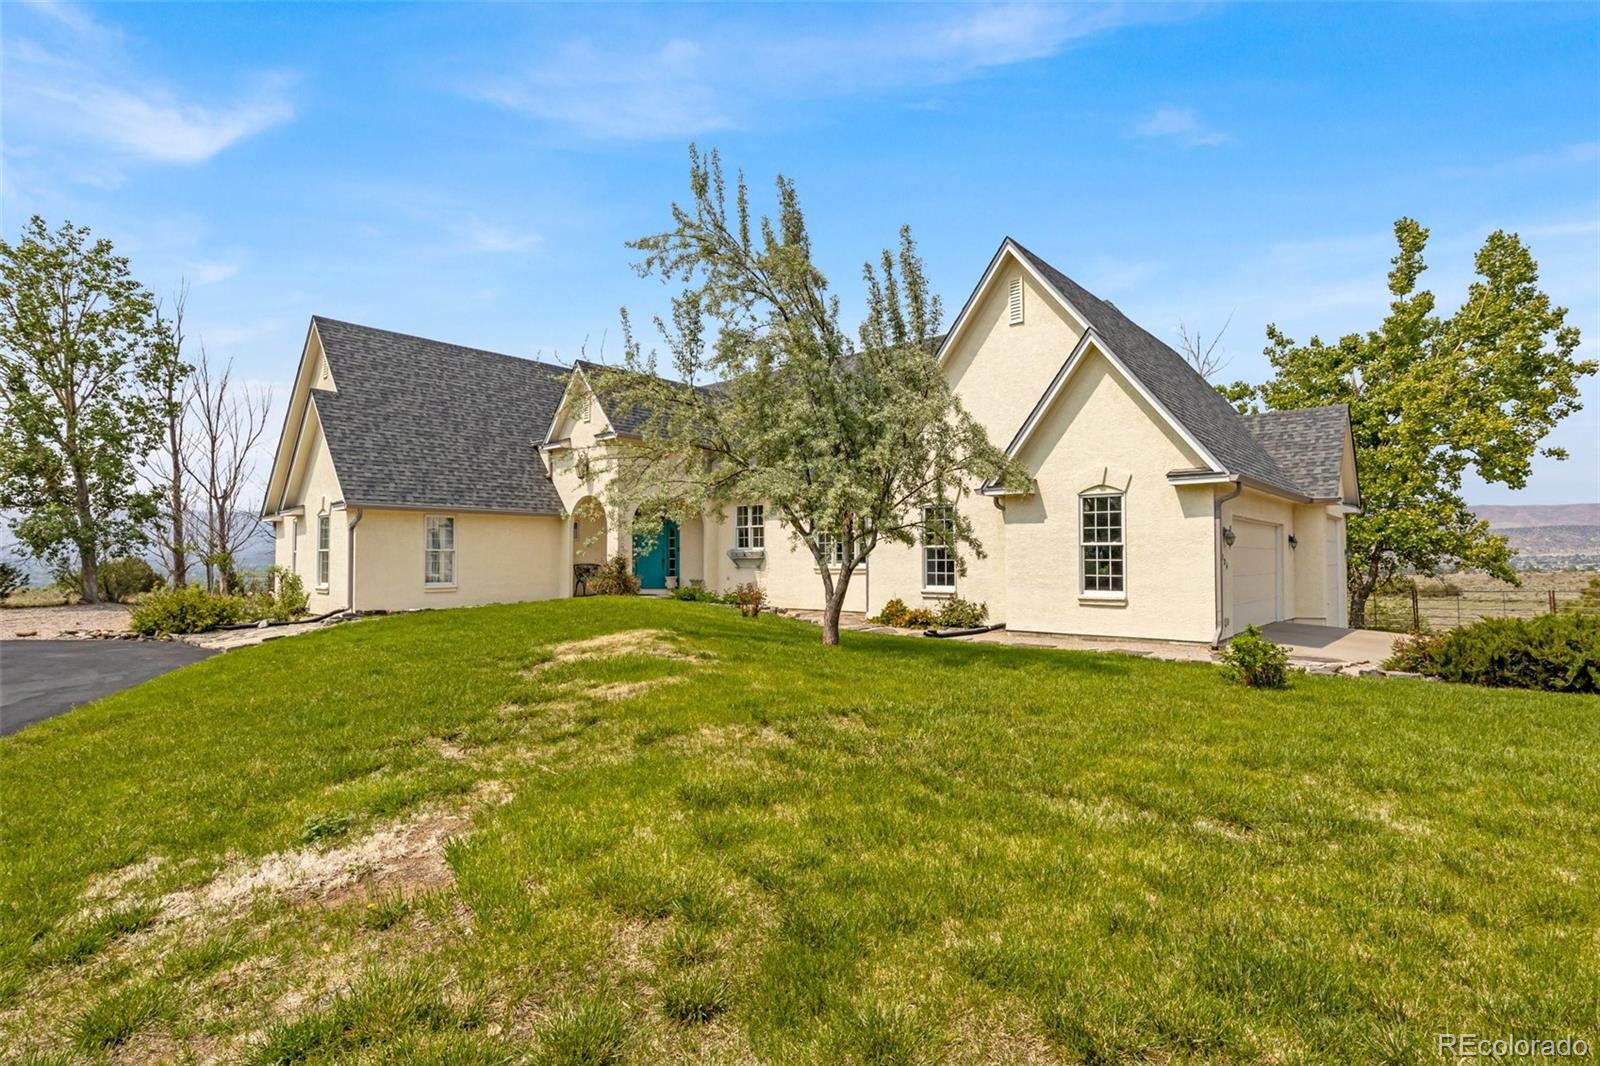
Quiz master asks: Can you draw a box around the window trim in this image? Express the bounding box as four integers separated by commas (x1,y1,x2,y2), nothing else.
735,504,765,551
424,514,457,589
316,512,330,590
922,505,957,592
1079,490,1126,600
815,532,860,570
288,516,298,577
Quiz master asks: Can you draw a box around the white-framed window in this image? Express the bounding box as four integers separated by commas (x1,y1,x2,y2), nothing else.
316,513,330,588
816,532,846,567
1080,492,1124,595
425,515,456,586
736,505,765,550
922,506,956,590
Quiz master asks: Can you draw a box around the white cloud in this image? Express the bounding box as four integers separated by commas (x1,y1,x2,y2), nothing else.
460,216,542,254
1440,141,1600,180
188,257,242,285
1131,106,1231,147
470,3,1194,140
3,5,296,169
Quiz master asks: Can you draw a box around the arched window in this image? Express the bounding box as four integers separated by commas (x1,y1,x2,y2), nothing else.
1080,491,1124,595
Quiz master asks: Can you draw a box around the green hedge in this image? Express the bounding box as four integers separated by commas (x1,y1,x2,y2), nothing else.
1387,612,1599,693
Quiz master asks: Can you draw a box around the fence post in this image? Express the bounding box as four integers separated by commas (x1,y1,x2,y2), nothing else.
1550,589,1558,614
1411,585,1420,633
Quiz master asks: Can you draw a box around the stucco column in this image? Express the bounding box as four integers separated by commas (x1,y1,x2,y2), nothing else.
559,511,575,598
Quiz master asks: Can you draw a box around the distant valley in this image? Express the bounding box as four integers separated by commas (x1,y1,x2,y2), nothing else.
1474,503,1600,571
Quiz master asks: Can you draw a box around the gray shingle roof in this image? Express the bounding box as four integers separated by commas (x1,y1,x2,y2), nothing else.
1009,241,1312,499
311,317,568,514
1239,405,1351,501
574,358,723,436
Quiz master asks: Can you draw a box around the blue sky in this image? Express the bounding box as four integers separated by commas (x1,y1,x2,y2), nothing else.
4,1,1598,504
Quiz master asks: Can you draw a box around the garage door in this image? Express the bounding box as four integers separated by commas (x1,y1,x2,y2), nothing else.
1232,519,1281,630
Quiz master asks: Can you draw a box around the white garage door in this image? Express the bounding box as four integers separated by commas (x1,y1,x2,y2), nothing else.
1232,519,1281,630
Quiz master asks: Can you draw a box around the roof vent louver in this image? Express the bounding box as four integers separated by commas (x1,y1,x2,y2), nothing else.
1008,276,1024,326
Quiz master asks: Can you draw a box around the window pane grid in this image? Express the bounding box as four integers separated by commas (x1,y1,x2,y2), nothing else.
425,516,456,585
1080,494,1124,594
923,506,956,589
736,505,765,549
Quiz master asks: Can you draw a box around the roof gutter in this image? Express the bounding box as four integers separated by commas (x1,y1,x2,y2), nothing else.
1212,478,1245,648
344,506,364,615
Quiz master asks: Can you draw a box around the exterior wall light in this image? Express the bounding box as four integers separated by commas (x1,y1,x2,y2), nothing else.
1287,533,1298,549
1222,526,1236,547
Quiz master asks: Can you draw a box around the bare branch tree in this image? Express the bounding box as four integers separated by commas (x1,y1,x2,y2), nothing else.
185,346,272,593
1176,311,1234,379
147,282,194,586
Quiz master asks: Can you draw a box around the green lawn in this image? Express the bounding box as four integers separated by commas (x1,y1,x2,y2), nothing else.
1,600,1596,1064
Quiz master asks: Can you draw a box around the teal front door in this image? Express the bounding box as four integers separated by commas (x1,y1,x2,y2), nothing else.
632,519,678,589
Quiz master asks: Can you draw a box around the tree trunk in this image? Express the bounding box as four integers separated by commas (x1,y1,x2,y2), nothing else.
1349,548,1382,629
822,598,841,646
169,429,187,587
73,467,100,604
79,544,100,605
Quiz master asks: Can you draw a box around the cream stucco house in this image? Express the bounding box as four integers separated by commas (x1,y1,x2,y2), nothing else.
262,238,1360,644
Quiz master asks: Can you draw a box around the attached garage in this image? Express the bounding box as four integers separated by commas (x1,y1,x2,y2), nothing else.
1231,518,1282,630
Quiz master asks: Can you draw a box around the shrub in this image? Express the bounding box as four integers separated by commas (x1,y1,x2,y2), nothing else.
588,556,640,596
129,585,247,635
1218,625,1290,688
671,584,729,604
0,561,28,600
936,597,989,629
1417,612,1599,693
263,566,310,621
95,557,162,598
1384,629,1448,673
871,598,936,628
733,581,766,618
873,598,912,627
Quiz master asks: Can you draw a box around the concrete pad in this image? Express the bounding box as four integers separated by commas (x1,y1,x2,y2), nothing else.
1260,622,1400,665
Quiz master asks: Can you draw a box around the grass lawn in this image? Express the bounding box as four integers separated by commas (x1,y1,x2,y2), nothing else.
1,599,1596,1064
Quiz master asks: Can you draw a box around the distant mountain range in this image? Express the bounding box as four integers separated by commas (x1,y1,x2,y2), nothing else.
1474,503,1600,571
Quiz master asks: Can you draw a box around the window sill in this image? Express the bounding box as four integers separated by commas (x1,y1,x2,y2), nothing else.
728,547,766,569
424,584,459,593
921,587,956,599
315,584,329,593
1079,592,1127,606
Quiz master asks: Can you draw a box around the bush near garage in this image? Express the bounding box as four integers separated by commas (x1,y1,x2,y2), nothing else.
1387,612,1600,693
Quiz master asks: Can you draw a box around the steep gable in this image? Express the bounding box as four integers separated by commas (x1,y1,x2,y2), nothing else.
263,318,570,516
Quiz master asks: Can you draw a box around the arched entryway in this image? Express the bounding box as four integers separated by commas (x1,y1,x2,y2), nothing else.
572,496,608,595
632,518,679,591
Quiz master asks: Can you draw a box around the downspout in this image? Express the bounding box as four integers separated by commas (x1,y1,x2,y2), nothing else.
344,506,364,615
1212,479,1244,648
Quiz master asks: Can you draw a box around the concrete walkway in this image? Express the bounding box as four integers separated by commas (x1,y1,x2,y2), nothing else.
779,609,1404,673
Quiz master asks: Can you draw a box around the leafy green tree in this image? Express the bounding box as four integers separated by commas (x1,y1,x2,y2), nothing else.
1251,219,1593,625
0,218,173,603
597,148,1023,645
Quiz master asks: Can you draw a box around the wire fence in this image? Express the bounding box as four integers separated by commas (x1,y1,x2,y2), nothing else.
1363,586,1599,633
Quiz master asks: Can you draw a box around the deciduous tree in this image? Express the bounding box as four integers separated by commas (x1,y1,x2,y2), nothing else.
0,218,171,603
1250,219,1593,624
596,148,1022,645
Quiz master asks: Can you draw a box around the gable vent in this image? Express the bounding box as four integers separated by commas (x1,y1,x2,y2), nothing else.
1007,275,1024,326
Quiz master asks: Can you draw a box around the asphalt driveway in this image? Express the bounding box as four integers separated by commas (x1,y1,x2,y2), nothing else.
0,640,216,736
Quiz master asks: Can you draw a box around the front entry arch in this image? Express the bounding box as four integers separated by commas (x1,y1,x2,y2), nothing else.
633,518,679,590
